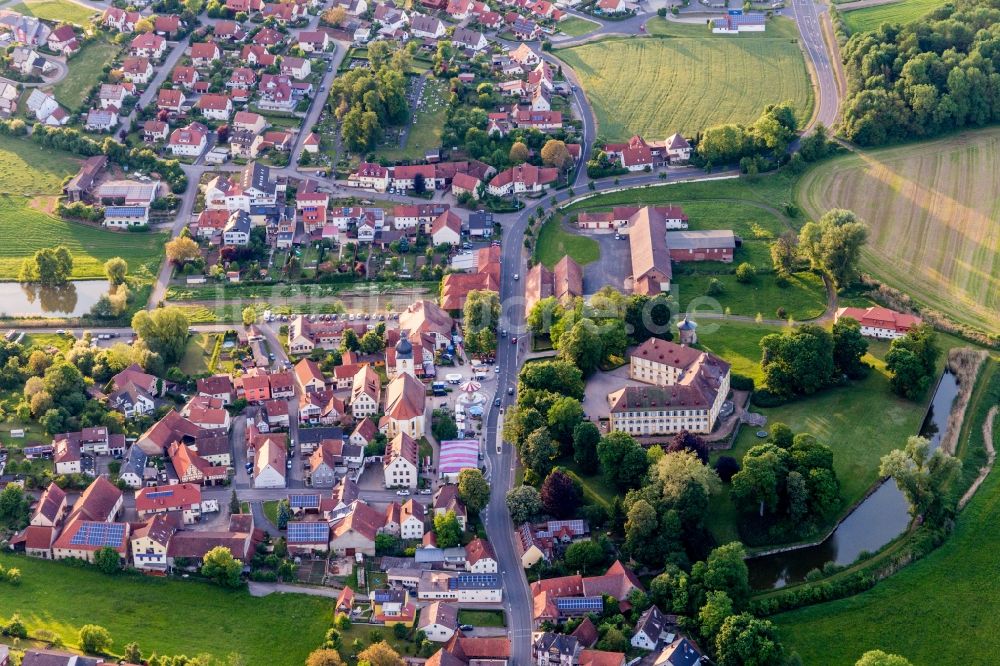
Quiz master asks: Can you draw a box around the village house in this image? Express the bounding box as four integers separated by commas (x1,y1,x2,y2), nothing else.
525,255,582,313
130,33,166,59
135,483,203,524
254,437,287,488
157,87,186,112
169,122,209,157
329,500,385,555
384,432,419,489
834,306,923,339
488,163,559,197
196,93,232,121
419,601,459,643
384,372,427,439
130,513,177,572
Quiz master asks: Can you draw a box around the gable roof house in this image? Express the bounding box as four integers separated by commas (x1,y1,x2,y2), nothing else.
329,500,385,555
383,432,419,489
384,372,427,439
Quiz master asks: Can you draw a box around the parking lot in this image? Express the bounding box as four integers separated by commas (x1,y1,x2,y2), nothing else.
582,230,631,295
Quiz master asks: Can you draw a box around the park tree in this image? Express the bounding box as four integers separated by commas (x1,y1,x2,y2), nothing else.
306,648,347,666
597,432,648,490
880,435,960,525
93,546,122,575
759,325,836,398
572,421,601,474
714,613,784,666
433,510,462,548
506,484,542,524
519,360,585,400
242,306,256,327
541,139,573,170
522,427,557,478
798,208,868,287
464,290,500,354
563,538,608,575
885,324,940,400
104,257,128,286
546,397,584,451
769,231,798,274
501,405,546,449
79,624,113,654
540,469,582,518
699,542,751,610
509,141,529,164
698,590,734,641
527,296,565,336
714,456,741,483
855,651,913,666
769,423,794,449
132,307,190,363
832,316,870,378
667,430,710,464
165,236,201,266
730,444,790,515
558,320,603,377
626,294,672,343
356,641,404,666
19,245,74,285
201,546,243,588
457,469,490,514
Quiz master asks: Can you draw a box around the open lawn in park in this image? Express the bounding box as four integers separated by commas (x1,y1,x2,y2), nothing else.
0,135,167,280
9,0,97,24
796,127,1000,334
774,362,1000,664
53,39,122,111
534,217,601,268
840,0,942,33
557,18,812,139
702,321,983,546
0,552,331,663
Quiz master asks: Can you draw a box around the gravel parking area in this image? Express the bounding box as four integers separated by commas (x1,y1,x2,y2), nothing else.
582,231,630,295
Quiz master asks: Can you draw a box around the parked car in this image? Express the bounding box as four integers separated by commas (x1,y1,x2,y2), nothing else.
396,489,410,496
494,397,501,406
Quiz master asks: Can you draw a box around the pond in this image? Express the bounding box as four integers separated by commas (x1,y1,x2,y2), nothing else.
0,281,111,317
747,370,961,589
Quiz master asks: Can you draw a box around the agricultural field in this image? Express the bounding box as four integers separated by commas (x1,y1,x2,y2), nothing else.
774,363,1000,664
53,39,122,111
557,18,812,139
796,128,1000,334
377,77,448,162
0,135,167,280
840,0,942,33
0,552,332,663
9,0,97,24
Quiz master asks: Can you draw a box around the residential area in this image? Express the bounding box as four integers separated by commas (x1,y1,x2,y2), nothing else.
0,0,997,664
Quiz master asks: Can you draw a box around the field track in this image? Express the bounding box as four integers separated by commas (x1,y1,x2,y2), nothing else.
796,128,1000,333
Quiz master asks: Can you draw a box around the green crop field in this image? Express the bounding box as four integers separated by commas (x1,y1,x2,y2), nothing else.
0,135,167,280
9,0,97,25
841,0,942,33
796,128,1000,334
774,363,1000,664
54,39,122,111
557,18,812,139
0,552,331,663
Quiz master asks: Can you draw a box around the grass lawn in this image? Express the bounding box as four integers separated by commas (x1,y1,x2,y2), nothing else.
796,128,1000,334
457,609,507,627
0,135,167,280
840,0,941,33
704,324,982,545
558,16,600,36
335,623,421,661
557,18,812,139
54,39,122,111
22,332,74,352
554,455,617,509
377,78,448,162
263,500,281,526
673,269,828,321
773,365,1000,664
0,552,331,663
179,333,214,375
9,0,96,24
534,217,600,268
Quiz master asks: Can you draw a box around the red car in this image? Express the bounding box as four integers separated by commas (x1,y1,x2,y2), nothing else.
511,336,517,344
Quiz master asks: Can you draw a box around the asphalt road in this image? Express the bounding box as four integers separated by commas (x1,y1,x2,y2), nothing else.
791,0,841,130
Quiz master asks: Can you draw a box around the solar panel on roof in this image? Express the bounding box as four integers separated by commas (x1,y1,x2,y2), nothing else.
24,445,53,455
286,522,329,542
289,494,321,509
69,522,126,547
146,490,175,499
555,596,604,611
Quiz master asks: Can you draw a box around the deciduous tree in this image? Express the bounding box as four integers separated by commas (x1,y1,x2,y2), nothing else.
506,484,542,524
540,469,582,518
132,307,190,363
457,468,490,514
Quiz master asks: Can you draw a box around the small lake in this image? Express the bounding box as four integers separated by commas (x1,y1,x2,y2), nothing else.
0,281,111,318
747,370,961,589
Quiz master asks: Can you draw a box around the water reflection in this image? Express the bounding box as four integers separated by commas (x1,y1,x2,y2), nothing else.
0,281,110,317
747,371,961,589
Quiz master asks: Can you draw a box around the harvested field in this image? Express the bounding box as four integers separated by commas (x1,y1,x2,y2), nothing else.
796,129,1000,334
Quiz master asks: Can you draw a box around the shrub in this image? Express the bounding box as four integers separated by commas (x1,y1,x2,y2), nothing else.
735,263,756,283
706,278,724,297
776,306,787,319
730,373,755,391
714,456,741,483
752,389,787,408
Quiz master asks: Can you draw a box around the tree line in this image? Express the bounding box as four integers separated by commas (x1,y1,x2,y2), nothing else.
841,0,1000,145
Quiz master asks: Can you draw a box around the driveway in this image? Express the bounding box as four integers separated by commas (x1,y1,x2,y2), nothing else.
581,364,640,423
